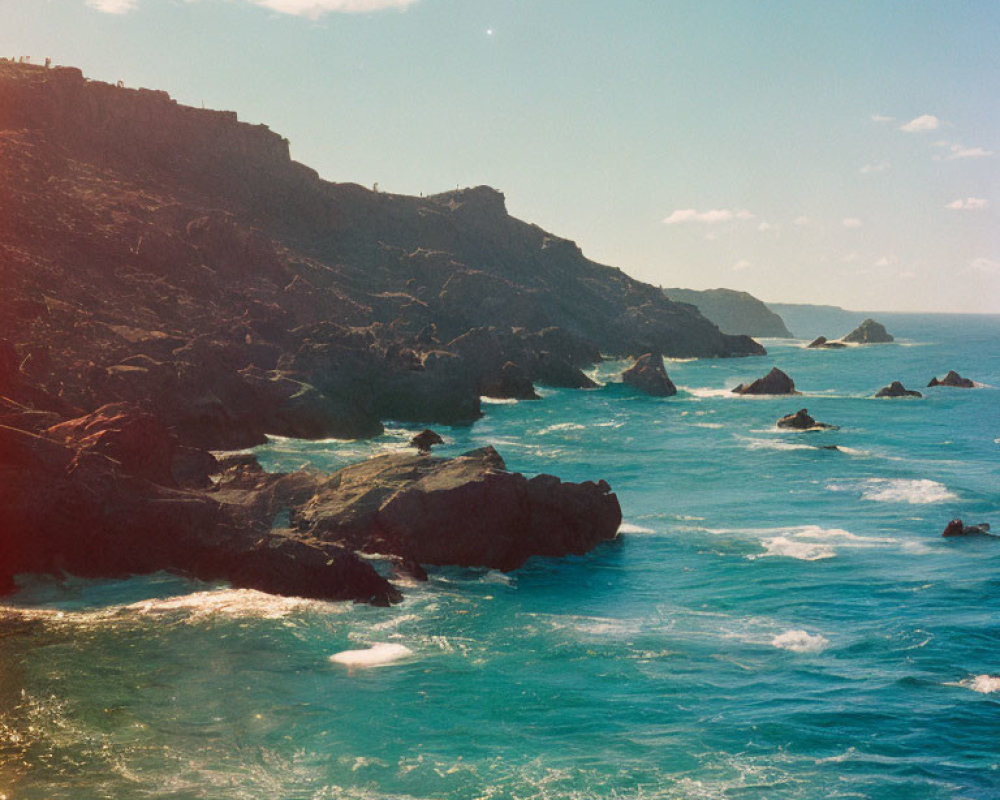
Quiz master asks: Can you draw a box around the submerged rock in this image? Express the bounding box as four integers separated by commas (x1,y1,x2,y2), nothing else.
807,336,847,350
621,353,677,397
776,408,837,430
942,519,994,538
928,370,975,388
841,319,894,344
875,381,922,398
732,367,800,395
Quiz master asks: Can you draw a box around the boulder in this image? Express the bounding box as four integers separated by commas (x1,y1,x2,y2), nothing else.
928,370,975,388
807,336,846,349
776,408,837,430
410,428,444,452
942,519,993,538
621,353,677,397
480,361,538,400
875,381,922,398
841,319,894,344
732,367,800,395
296,446,622,571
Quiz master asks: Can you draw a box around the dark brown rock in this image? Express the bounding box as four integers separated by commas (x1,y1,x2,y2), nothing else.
621,353,677,397
841,319,894,344
732,367,800,395
480,361,538,400
928,370,975,388
776,408,836,430
875,381,922,398
410,428,444,452
942,519,993,537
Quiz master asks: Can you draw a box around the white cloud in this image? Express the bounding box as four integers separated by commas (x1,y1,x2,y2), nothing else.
900,114,942,133
793,216,811,227
842,251,861,264
969,257,1000,275
663,208,753,225
947,144,993,160
85,0,419,14
732,259,752,271
860,161,890,174
842,217,863,228
757,221,778,232
86,0,136,11
898,270,916,280
946,197,989,211
874,256,892,267
871,114,894,124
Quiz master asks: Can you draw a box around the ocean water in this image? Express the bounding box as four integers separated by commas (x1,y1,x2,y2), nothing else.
2,312,999,800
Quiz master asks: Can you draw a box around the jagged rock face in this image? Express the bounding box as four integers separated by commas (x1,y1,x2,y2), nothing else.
875,381,922,398
732,367,799,395
841,319,894,344
664,288,793,338
0,61,763,448
621,353,677,397
928,370,974,388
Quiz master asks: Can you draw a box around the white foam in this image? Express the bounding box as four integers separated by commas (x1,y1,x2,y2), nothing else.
537,422,585,435
685,386,738,398
480,396,519,405
757,536,836,561
829,478,956,504
949,675,1000,694
771,629,830,653
618,522,655,534
329,643,413,668
745,439,815,452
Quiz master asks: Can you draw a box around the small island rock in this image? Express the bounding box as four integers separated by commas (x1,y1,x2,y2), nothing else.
875,381,922,398
928,370,975,388
776,408,837,430
621,353,677,397
732,367,800,395
410,428,444,452
841,319,894,344
942,519,993,538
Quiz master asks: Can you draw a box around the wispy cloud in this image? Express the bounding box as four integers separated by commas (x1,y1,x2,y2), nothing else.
86,0,136,11
947,144,993,160
85,0,420,15
662,208,754,225
899,114,942,133
757,221,778,233
946,197,989,211
874,256,892,267
792,216,811,227
842,217,863,228
860,161,890,174
871,114,894,124
732,259,751,272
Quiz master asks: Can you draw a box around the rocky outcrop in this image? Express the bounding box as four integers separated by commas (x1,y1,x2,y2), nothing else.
807,336,847,350
942,519,994,538
776,409,836,430
664,288,793,338
296,447,622,571
621,353,677,397
0,395,621,599
840,319,894,344
732,367,799,395
875,381,922,398
928,371,975,388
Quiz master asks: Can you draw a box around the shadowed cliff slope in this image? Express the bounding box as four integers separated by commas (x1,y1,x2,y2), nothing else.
0,61,763,446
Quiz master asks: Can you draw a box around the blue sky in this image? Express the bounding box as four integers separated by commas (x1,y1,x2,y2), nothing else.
4,1,999,312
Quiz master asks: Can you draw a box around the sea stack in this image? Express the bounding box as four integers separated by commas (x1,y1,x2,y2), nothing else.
621,353,677,397
732,367,800,395
776,408,837,430
840,319,894,344
807,336,847,349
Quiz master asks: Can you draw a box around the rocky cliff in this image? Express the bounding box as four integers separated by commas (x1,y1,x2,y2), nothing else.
0,60,763,448
664,288,793,338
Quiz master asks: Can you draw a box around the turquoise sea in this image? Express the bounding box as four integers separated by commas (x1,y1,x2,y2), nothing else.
2,312,999,799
